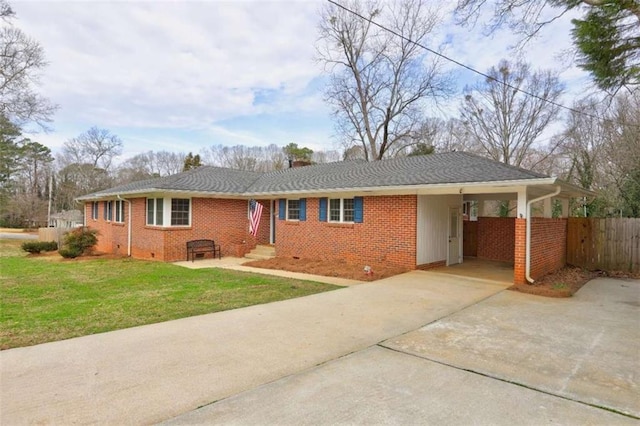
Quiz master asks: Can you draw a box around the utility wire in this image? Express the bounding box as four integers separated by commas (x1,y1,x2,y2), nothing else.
326,0,639,129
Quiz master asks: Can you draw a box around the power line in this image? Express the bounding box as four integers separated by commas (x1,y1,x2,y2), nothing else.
326,0,639,129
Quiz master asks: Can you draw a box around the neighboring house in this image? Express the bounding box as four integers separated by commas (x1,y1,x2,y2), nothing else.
49,210,84,228
77,152,591,284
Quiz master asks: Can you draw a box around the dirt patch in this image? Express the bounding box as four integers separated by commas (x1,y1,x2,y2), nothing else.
509,266,598,297
508,266,599,297
243,257,409,282
509,265,640,298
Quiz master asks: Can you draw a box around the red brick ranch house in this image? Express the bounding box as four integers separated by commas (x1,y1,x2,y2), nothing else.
77,152,591,285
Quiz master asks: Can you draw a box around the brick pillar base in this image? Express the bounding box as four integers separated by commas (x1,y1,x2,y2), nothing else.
514,218,527,285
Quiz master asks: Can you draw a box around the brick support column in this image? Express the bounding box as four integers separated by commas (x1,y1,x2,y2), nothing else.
514,218,527,285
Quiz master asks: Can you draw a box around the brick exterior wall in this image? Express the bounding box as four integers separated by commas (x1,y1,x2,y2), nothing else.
530,218,567,280
85,197,271,262
514,218,526,285
476,217,515,263
275,195,417,269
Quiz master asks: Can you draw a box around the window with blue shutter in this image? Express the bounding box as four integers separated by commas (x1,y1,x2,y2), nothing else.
299,198,306,221
278,199,286,220
354,196,363,223
319,198,328,222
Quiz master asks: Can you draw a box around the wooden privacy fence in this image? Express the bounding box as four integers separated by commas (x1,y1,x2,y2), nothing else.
567,217,640,273
38,227,73,246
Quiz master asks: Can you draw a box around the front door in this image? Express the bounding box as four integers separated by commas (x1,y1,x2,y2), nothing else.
448,207,461,265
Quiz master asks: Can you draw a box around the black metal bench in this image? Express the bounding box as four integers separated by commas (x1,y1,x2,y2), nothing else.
186,239,221,261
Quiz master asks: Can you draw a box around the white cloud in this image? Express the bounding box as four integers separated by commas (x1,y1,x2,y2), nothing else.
11,0,596,161
14,0,325,130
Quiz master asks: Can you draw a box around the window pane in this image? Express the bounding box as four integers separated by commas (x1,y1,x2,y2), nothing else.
329,199,340,221
343,198,355,222
171,198,189,226
156,198,164,226
115,201,124,223
450,210,458,238
288,199,300,220
147,199,154,225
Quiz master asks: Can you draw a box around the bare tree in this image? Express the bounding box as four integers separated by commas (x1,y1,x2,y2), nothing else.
202,143,335,171
62,126,122,170
317,0,452,160
602,91,640,215
0,0,57,129
54,127,122,210
459,59,564,168
312,149,341,164
408,117,476,155
263,144,287,170
560,97,608,190
454,0,640,93
0,0,13,20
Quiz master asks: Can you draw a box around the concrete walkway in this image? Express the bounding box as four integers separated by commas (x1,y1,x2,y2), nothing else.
0,271,507,425
172,257,364,286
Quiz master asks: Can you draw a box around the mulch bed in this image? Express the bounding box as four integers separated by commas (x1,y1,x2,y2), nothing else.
508,266,640,298
243,257,409,281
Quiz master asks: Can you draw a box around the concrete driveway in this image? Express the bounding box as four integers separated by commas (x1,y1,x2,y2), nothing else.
166,277,639,425
0,232,37,240
0,271,506,425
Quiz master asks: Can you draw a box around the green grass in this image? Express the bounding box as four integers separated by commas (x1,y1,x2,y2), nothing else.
0,240,338,349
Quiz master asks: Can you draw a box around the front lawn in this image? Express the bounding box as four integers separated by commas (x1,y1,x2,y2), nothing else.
0,240,338,349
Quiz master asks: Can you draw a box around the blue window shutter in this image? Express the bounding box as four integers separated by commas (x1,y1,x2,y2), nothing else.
278,199,286,220
319,198,327,222
354,197,363,223
103,202,107,220
299,198,306,221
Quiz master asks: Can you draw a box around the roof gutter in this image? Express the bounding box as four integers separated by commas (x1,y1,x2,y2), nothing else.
525,185,561,284
116,195,132,257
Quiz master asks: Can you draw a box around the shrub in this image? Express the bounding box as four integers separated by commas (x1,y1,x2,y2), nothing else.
21,242,43,254
58,247,83,259
59,227,99,257
21,241,58,254
41,241,58,251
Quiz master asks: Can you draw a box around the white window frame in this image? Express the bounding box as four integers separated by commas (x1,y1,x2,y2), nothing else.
146,198,164,226
170,198,191,226
105,200,113,222
286,199,300,221
328,198,355,223
146,197,191,227
114,200,125,223
91,202,99,220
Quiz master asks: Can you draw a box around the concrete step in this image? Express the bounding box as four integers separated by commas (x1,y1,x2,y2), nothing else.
251,245,276,256
245,245,276,261
245,253,276,261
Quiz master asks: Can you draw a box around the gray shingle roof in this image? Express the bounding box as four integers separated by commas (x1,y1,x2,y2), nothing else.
79,152,552,199
85,166,263,197
248,152,548,193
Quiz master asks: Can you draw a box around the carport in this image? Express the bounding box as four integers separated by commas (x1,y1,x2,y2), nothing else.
432,258,514,284
417,181,592,285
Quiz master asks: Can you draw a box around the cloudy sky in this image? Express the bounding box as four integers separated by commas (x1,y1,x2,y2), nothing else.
13,0,593,161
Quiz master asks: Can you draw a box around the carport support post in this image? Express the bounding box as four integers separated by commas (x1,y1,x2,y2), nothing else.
543,198,552,218
514,188,528,285
514,219,527,285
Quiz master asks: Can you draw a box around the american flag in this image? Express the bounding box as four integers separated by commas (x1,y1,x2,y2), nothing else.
249,199,264,237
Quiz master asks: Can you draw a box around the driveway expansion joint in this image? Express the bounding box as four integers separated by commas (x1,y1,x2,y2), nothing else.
377,343,640,421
